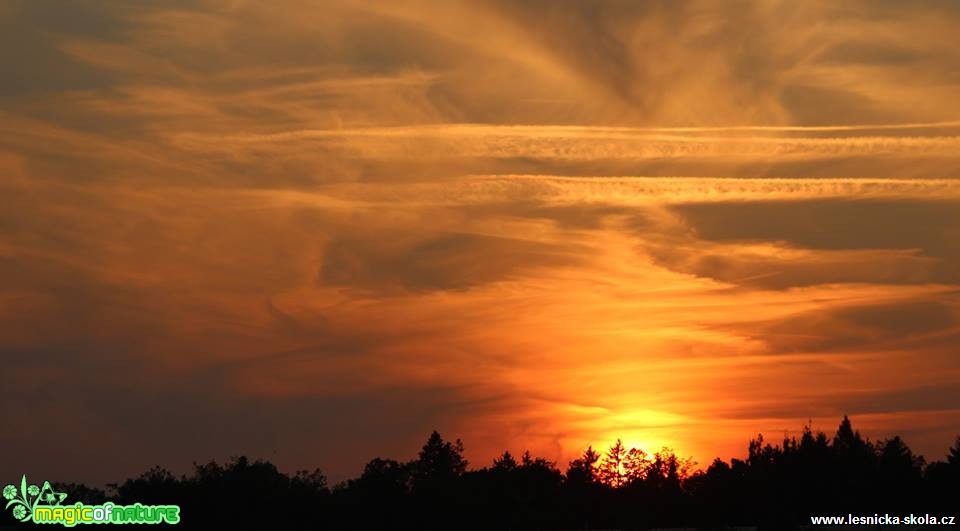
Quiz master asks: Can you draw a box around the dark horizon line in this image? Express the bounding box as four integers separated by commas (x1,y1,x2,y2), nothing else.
47,414,960,490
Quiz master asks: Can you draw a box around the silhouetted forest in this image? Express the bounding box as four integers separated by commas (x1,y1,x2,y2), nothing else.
6,417,959,530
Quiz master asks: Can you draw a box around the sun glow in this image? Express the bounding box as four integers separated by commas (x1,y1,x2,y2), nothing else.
4,0,960,487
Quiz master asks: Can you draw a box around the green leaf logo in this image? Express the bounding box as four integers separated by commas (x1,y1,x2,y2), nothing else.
3,475,61,523
37,481,67,506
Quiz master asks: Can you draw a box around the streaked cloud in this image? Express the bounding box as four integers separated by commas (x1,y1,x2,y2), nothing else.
1,0,959,486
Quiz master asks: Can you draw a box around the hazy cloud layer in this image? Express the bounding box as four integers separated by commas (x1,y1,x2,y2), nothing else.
2,0,960,485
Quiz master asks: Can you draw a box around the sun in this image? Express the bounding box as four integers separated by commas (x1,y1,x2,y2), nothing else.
592,408,687,457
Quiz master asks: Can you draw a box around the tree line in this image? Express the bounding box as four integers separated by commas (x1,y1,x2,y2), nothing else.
7,416,959,529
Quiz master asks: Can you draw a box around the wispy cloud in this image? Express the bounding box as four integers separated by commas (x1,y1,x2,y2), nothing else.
2,0,960,485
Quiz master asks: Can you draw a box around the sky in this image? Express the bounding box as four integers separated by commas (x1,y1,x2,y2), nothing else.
2,0,960,486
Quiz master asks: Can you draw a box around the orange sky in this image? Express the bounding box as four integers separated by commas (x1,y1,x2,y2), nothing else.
2,0,960,485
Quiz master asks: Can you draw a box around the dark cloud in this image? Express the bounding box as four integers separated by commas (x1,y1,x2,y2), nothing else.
781,85,896,126
756,299,958,354
706,381,960,421
819,40,937,67
320,231,584,293
0,352,475,485
645,244,938,290
483,0,644,104
449,200,638,230
838,382,960,416
669,199,960,284
0,20,113,98
674,199,960,251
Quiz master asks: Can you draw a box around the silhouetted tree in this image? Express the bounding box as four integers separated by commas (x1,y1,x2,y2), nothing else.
565,446,600,486
922,434,960,514
408,431,468,530
564,446,602,529
510,451,564,529
876,435,924,510
686,458,739,527
623,447,650,485
412,431,467,485
830,415,878,513
948,435,960,467
598,439,628,488
333,457,407,530
50,482,108,505
113,465,180,505
11,419,958,530
492,451,518,471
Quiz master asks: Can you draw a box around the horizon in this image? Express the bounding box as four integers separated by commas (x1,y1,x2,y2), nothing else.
2,0,960,492
38,415,960,489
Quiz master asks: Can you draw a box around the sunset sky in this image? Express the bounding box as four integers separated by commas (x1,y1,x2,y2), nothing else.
2,0,960,485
